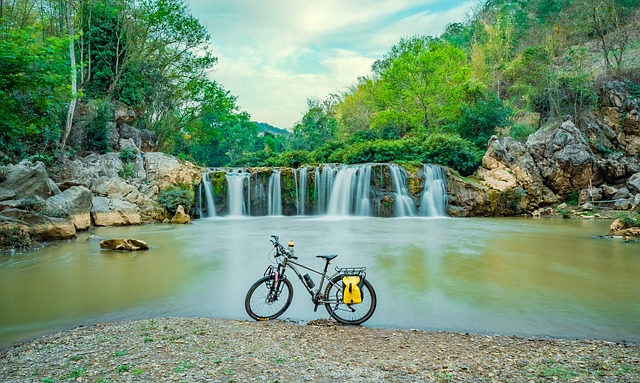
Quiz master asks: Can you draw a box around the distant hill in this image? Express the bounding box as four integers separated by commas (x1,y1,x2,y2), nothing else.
254,122,291,136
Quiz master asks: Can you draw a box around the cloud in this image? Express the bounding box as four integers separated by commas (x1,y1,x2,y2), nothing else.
187,0,481,128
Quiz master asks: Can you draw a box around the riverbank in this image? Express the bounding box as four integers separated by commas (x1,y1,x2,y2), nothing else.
1,317,638,383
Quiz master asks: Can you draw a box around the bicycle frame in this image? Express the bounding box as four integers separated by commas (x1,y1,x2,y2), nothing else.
275,255,341,309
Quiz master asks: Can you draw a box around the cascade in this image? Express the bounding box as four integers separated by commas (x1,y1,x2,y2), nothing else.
419,164,447,217
326,167,359,216
199,172,216,217
268,170,282,216
325,164,373,216
226,170,251,216
294,167,308,215
315,164,338,214
388,164,417,217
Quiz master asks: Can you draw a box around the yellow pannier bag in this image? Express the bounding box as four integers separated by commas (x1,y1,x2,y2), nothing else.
342,275,364,304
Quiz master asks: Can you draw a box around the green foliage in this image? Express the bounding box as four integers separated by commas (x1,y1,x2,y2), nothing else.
0,26,68,162
455,92,512,149
615,212,640,228
87,101,113,154
119,147,139,163
0,225,36,252
157,185,194,215
290,98,338,151
119,163,135,179
414,133,483,176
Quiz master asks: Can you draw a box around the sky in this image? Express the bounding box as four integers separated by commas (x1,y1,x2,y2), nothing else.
186,0,482,129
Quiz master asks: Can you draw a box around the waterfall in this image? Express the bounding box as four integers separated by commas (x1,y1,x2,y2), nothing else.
200,172,216,218
326,167,359,216
354,165,372,216
325,164,373,216
268,170,282,216
419,164,447,217
226,170,251,216
294,167,308,215
388,164,416,217
315,164,338,215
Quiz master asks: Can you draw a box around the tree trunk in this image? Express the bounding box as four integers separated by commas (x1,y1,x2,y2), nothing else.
61,0,77,148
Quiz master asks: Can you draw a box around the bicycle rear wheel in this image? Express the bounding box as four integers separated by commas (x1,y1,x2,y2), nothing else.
324,275,376,325
245,275,293,321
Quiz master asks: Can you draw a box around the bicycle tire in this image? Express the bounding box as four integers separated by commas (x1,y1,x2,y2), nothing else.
324,275,376,325
245,275,294,321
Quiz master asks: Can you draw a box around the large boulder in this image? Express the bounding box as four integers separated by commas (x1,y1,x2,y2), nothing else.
100,238,149,251
474,136,556,213
46,186,93,230
171,205,191,224
144,152,202,191
526,121,598,195
1,161,60,199
0,208,76,240
91,196,141,226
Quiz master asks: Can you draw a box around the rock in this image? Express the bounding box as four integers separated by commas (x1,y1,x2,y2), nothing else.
581,202,594,210
613,188,631,200
609,219,627,234
628,173,640,193
578,187,602,204
0,208,76,240
91,196,141,226
1,161,61,199
144,152,202,191
602,184,618,197
614,199,632,210
171,205,191,224
0,186,15,201
526,121,597,195
99,238,149,251
46,186,93,230
113,102,136,124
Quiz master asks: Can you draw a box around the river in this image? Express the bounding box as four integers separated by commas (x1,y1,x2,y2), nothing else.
1,217,638,347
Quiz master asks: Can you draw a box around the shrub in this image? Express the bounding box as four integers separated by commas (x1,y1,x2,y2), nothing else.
0,225,36,252
157,185,195,215
119,147,138,163
415,133,483,176
615,212,640,228
119,163,135,179
87,101,113,154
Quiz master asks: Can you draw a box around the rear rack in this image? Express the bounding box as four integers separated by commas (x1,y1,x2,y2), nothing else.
336,266,366,277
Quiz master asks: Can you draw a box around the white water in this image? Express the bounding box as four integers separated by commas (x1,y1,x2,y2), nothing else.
388,164,417,217
199,173,216,217
295,167,308,215
315,165,338,215
268,170,282,216
208,163,448,218
419,164,447,217
226,170,251,216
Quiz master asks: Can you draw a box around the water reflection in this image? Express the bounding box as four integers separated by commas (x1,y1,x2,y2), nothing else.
1,217,639,347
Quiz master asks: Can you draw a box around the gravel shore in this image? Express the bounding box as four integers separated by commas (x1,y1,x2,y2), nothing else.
1,317,639,383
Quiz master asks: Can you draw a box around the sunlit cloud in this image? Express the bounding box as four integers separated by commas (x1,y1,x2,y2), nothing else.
187,0,481,128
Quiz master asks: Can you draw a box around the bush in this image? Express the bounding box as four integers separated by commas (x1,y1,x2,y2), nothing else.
119,163,135,179
268,150,311,167
87,101,113,154
119,147,138,163
0,225,36,252
415,133,483,176
615,212,640,228
157,185,195,216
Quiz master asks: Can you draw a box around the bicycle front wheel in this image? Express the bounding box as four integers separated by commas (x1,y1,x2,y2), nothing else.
245,275,293,321
324,275,376,325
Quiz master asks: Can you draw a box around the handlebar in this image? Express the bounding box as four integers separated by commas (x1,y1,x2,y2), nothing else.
270,234,298,259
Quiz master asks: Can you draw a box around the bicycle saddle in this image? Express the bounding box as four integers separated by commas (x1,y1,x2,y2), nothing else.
316,254,338,260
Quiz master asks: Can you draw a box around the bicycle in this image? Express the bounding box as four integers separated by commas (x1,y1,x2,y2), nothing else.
245,235,377,325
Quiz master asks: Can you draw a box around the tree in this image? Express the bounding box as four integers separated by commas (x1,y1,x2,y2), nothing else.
375,39,470,133
0,26,69,160
290,98,338,151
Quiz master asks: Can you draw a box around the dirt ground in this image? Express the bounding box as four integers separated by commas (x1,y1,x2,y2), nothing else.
1,317,639,382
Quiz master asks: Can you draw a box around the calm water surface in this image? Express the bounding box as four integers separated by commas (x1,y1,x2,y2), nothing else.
1,217,639,346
